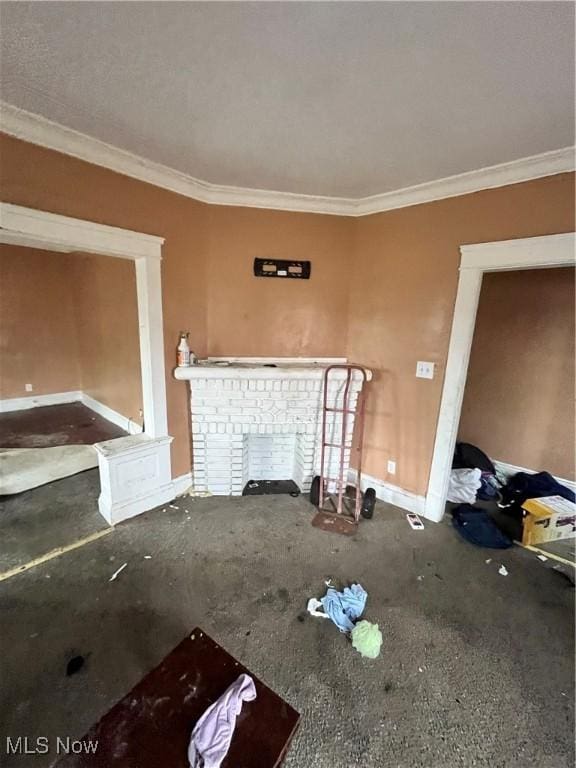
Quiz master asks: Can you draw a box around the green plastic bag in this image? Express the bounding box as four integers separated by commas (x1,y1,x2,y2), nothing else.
351,620,382,659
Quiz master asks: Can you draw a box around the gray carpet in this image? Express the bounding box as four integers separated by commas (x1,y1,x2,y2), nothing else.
0,469,107,572
0,493,574,767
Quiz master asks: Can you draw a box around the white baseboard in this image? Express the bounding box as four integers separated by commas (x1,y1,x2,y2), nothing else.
0,389,142,435
348,468,426,516
494,460,576,494
172,472,193,496
80,393,142,435
0,390,82,413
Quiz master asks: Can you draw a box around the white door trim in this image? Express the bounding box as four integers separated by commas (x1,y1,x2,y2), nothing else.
424,232,575,522
0,202,175,522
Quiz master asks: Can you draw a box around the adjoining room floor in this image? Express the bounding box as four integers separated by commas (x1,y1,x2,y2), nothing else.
0,402,127,448
0,469,107,574
1,496,573,767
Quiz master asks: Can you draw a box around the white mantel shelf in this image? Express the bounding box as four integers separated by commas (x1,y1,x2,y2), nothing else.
174,362,373,381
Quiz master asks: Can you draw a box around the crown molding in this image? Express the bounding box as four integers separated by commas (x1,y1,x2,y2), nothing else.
1,101,574,217
0,102,355,216
358,146,576,215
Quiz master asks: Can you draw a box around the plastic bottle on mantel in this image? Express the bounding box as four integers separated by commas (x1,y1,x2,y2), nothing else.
177,331,191,367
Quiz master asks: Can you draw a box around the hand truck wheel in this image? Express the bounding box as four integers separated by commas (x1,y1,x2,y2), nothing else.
361,487,376,519
309,475,321,507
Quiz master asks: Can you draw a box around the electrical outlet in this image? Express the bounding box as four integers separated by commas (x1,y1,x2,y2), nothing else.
25,383,33,392
387,460,396,475
416,361,435,379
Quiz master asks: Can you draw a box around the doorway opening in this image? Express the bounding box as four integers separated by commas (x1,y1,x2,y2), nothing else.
425,232,575,523
0,204,175,548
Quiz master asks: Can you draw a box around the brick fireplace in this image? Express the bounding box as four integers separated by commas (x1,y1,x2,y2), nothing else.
174,360,371,495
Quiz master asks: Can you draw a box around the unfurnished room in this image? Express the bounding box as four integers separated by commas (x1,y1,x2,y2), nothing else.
0,3,574,767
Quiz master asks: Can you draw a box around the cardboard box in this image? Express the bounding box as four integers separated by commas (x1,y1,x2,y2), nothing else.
521,495,576,546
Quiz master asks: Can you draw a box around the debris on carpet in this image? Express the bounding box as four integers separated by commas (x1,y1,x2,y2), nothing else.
311,510,358,536
306,597,329,618
406,513,424,530
306,582,381,658
109,562,128,581
66,655,85,677
321,583,367,632
498,565,509,576
351,620,382,659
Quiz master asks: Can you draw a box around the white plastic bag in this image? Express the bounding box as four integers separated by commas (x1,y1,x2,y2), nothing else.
447,467,482,504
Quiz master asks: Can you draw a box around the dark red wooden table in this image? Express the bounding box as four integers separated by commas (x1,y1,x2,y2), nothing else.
54,628,300,767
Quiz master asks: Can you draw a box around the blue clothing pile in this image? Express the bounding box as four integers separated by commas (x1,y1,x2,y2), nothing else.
320,583,367,632
452,504,513,549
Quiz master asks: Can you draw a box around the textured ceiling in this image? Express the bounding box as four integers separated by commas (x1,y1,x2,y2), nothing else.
1,2,574,198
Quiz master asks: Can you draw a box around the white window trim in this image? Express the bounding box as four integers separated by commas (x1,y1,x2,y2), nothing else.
0,202,175,523
425,232,575,522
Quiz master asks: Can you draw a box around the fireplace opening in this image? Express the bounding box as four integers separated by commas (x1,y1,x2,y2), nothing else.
241,434,302,496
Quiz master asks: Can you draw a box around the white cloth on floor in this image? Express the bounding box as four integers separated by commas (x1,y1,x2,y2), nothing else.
447,467,482,504
306,597,329,618
188,673,257,768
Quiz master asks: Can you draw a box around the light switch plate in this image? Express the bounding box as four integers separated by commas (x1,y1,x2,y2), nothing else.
387,459,396,475
416,361,435,379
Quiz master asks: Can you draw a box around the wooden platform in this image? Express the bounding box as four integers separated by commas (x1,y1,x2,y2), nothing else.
0,402,127,448
54,628,300,768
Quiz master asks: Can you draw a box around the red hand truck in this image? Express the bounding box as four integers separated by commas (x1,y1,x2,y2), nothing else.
309,365,375,531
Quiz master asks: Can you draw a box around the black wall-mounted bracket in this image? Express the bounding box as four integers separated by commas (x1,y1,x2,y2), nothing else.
253,258,311,279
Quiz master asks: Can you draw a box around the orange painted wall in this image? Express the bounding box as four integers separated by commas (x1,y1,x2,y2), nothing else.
0,243,143,426
0,133,208,476
459,267,575,480
72,253,143,427
1,133,573,490
0,134,352,475
347,174,575,495
0,244,81,398
206,206,352,356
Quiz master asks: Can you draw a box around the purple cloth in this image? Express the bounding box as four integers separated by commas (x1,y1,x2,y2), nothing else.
188,673,257,768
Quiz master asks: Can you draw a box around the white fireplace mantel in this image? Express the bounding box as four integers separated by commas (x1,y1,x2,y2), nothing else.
174,361,373,382
175,358,372,496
